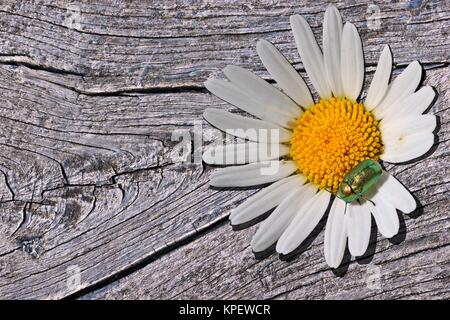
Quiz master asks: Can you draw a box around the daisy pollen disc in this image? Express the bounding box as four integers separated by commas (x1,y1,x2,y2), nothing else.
290,97,382,193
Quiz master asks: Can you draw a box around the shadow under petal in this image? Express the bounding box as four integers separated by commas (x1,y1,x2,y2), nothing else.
332,248,352,277
408,192,424,219
389,210,407,245
253,243,277,260
231,208,273,231
210,182,271,192
425,86,439,115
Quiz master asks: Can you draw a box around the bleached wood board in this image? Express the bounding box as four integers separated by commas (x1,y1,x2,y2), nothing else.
0,0,448,299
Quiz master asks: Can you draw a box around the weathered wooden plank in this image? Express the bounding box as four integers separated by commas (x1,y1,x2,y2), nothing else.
0,0,448,93
0,0,448,300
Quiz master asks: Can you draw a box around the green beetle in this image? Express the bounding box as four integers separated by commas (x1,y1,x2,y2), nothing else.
337,159,382,203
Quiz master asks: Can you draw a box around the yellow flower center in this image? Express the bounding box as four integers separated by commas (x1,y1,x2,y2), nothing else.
290,97,383,193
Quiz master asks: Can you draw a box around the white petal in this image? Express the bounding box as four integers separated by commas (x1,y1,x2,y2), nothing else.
381,132,434,163
374,171,416,214
371,192,399,238
203,108,292,143
210,160,298,187
205,79,295,128
276,189,331,255
251,183,317,252
379,86,436,122
365,45,392,110
373,61,423,119
223,65,302,118
290,14,332,99
203,143,290,165
381,115,437,141
341,22,364,100
324,197,347,268
346,201,372,257
256,39,314,108
230,175,306,225
323,5,344,97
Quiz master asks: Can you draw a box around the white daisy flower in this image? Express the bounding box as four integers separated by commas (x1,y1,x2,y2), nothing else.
202,5,437,268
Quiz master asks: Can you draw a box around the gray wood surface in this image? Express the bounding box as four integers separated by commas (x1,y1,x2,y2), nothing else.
0,0,448,299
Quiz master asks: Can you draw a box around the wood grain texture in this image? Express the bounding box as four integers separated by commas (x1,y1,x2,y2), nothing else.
83,66,450,300
0,0,448,299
